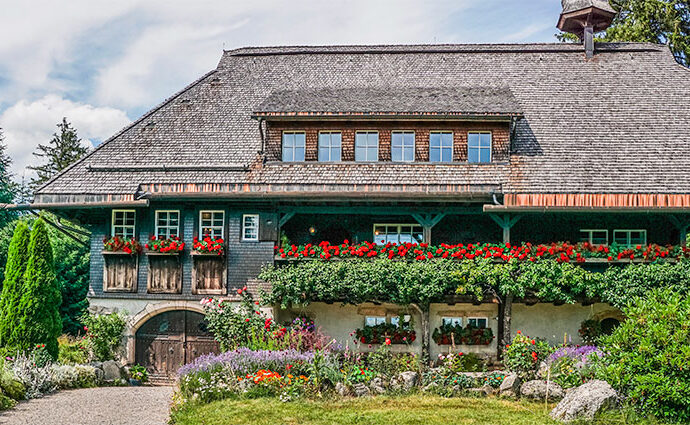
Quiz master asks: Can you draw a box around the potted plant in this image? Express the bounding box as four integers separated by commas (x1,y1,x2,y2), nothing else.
102,236,142,255
129,364,148,386
192,236,225,256
145,235,185,254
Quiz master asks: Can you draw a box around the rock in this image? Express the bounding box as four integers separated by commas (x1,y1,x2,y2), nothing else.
335,382,350,397
537,361,550,378
499,374,521,398
550,380,618,422
353,383,371,397
468,385,494,396
422,382,438,393
399,371,418,390
93,367,104,383
520,380,565,401
369,377,386,394
101,361,122,381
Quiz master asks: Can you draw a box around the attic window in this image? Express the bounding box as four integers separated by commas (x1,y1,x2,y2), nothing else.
282,132,306,162
468,132,492,163
430,132,453,163
355,131,379,162
391,131,415,162
318,132,342,162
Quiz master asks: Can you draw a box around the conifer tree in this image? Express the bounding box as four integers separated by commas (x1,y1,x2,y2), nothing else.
14,218,62,358
28,118,88,192
0,128,17,227
0,221,30,349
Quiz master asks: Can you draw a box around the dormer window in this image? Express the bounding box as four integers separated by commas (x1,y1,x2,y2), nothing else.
318,131,342,162
468,132,492,163
391,131,415,162
430,132,453,163
355,131,379,162
282,131,306,162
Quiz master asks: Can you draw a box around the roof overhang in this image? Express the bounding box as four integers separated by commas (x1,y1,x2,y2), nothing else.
251,112,522,122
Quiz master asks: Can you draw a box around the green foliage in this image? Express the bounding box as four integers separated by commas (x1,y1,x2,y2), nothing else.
28,118,89,192
0,221,30,350
0,360,26,400
261,258,690,310
432,323,493,346
503,332,552,378
82,312,126,361
578,319,602,345
14,218,62,358
437,352,483,373
130,364,149,382
0,129,17,231
0,393,16,411
57,335,88,365
596,289,690,422
355,321,416,345
260,259,486,309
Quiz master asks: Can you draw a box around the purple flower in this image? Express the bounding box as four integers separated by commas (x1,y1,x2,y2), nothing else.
549,345,603,364
178,348,316,377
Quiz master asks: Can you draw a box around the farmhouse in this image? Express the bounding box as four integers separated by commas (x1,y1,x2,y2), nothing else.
30,0,690,378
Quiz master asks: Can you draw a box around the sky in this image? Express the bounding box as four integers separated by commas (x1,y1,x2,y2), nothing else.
0,0,564,180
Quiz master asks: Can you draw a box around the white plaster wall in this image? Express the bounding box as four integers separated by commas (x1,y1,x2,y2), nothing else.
512,303,619,345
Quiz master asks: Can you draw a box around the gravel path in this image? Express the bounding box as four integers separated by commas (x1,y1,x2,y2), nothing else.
0,386,173,425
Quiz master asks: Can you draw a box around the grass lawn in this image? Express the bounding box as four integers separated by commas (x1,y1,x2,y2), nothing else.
170,394,562,425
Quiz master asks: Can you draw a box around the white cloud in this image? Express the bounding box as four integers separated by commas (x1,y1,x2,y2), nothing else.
0,95,131,179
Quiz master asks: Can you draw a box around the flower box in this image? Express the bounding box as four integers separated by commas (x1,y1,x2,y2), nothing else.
145,236,185,254
102,236,142,255
193,236,225,256
432,325,494,346
354,323,416,345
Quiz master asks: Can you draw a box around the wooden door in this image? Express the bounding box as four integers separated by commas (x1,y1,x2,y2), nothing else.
135,310,219,379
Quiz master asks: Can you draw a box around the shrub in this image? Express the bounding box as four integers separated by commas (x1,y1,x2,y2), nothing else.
503,331,552,378
436,352,483,372
0,393,15,411
57,334,88,365
0,221,30,351
596,289,690,423
14,218,62,359
578,319,602,345
0,360,25,400
547,345,603,389
11,352,55,398
82,312,126,361
50,365,98,389
129,364,148,382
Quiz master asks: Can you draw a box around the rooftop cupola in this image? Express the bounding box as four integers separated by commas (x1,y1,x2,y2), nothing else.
557,0,616,58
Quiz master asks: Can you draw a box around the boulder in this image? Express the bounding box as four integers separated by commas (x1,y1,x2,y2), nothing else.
520,380,564,401
369,377,386,394
353,383,371,397
499,374,520,398
550,380,618,422
468,385,494,396
335,382,350,397
101,361,122,381
399,371,418,389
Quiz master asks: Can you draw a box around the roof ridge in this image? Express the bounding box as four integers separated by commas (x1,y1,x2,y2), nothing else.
35,68,218,194
225,42,664,57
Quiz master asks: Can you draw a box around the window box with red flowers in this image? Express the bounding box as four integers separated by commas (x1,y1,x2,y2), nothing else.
273,240,690,264
354,323,416,345
102,236,142,255
432,323,494,346
192,236,226,256
145,236,185,255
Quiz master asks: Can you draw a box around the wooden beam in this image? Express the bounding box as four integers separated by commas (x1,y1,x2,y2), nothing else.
489,214,522,244
279,212,295,228
279,206,482,216
667,215,690,245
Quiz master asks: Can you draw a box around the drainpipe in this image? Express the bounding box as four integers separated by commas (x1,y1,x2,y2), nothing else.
258,118,267,164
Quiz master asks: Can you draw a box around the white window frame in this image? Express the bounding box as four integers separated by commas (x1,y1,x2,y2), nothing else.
429,131,454,163
112,209,136,239
365,316,386,327
155,210,180,239
579,229,609,245
355,131,379,162
613,229,647,247
242,214,260,242
390,314,411,327
318,131,342,162
391,130,415,162
467,131,492,163
467,317,489,329
282,131,306,162
441,317,463,326
199,210,225,240
373,223,424,245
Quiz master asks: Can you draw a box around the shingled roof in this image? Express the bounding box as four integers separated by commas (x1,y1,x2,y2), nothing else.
34,42,690,205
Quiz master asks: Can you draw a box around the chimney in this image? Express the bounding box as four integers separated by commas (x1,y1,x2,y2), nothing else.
557,0,616,58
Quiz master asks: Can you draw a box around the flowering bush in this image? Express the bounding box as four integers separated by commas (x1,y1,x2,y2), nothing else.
275,240,690,263
432,323,493,346
547,345,603,389
102,236,141,254
354,322,416,345
193,236,224,255
145,236,184,253
129,364,148,382
482,371,507,388
57,335,88,365
437,352,483,373
422,369,474,395
503,331,552,378
80,313,127,361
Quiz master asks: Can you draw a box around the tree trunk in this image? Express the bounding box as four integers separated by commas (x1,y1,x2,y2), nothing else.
411,303,430,366
501,294,514,350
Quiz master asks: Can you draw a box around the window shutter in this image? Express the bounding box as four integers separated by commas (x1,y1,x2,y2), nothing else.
259,213,278,241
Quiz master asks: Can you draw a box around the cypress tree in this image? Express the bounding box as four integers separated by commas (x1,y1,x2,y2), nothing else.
0,221,30,349
14,218,62,358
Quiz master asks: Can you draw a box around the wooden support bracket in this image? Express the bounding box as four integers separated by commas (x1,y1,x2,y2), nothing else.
489,214,523,244
279,212,296,228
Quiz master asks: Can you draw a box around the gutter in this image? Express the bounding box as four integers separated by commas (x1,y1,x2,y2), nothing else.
483,204,690,214
1,200,150,210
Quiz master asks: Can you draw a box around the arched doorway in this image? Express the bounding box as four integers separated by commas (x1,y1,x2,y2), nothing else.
135,310,219,378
